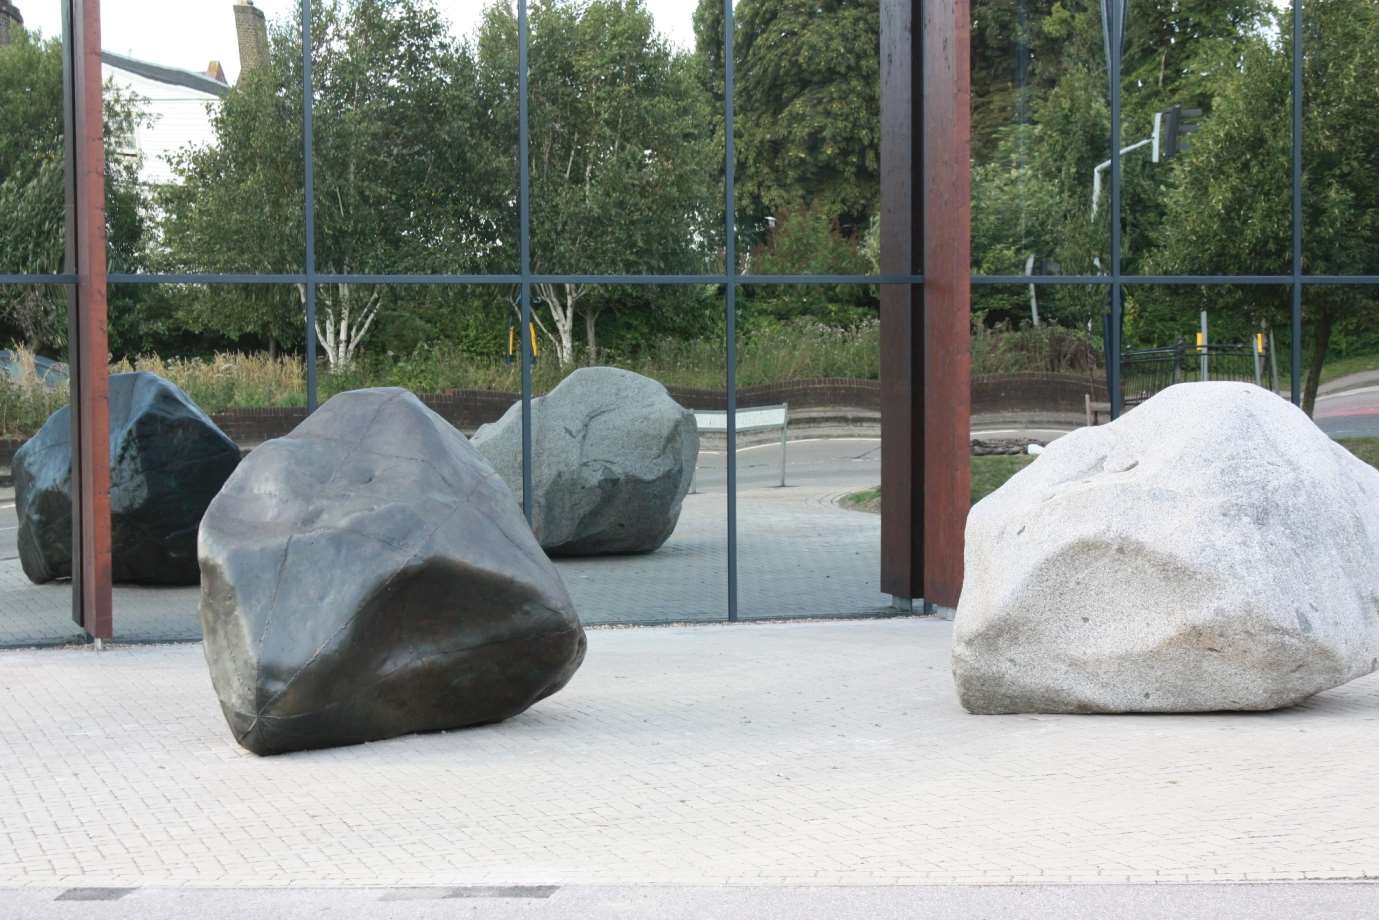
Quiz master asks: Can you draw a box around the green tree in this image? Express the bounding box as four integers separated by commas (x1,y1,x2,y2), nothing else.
1149,0,1379,416
742,206,872,327
0,29,148,351
477,0,718,366
160,0,509,368
693,0,879,237
968,0,1270,330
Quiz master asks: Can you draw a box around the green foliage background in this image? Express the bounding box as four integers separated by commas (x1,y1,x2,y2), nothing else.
1,0,1376,419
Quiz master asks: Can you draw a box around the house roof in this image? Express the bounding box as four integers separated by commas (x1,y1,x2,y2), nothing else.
100,50,229,99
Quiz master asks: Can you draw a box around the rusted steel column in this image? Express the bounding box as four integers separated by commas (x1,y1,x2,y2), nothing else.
62,0,113,639
879,0,971,610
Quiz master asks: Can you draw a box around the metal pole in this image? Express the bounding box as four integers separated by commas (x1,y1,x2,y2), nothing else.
778,403,788,488
1200,310,1209,381
1269,326,1280,393
63,0,113,641
723,0,738,622
1107,0,1124,419
301,0,317,411
1290,0,1303,406
519,0,534,522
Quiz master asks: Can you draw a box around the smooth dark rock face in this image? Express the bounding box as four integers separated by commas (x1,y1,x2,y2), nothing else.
472,367,698,556
13,371,240,586
198,388,586,756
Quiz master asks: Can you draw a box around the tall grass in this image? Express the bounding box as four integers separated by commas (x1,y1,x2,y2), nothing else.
1,324,1100,439
0,348,68,439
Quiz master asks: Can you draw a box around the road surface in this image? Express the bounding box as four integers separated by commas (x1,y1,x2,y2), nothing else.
1315,384,1379,439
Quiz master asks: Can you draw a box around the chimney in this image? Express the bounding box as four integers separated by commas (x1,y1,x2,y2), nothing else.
233,0,270,78
0,2,22,49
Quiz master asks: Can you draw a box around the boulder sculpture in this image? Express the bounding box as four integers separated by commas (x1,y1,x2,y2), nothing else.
473,367,698,556
198,388,586,756
953,382,1379,714
13,371,240,586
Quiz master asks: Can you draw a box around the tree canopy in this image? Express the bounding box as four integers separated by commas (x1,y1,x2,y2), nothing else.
0,0,1375,407
0,30,148,351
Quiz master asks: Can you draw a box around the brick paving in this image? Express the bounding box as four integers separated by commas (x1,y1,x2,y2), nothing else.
1,618,1377,889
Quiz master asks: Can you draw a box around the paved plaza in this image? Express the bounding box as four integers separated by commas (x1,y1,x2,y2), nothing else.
0,440,890,648
2,617,1378,893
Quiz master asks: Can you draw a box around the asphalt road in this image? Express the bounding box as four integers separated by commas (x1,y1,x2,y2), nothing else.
3,883,1378,920
0,439,888,568
1315,384,1379,439
4,402,1376,567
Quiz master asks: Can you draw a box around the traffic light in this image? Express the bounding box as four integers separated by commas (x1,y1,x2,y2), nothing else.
1152,105,1202,162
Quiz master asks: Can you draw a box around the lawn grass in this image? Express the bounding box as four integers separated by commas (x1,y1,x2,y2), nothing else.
842,440,1379,515
1340,438,1379,469
841,453,1036,514
1320,354,1379,386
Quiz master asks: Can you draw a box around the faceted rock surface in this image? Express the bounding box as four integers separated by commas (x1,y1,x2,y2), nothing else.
198,388,586,756
13,371,240,586
953,382,1379,714
472,367,698,556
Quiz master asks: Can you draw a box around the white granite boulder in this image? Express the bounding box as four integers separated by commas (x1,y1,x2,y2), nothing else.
953,382,1379,714
472,367,698,556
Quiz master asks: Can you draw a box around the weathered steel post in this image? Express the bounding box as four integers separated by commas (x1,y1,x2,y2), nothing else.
879,0,972,614
62,0,113,640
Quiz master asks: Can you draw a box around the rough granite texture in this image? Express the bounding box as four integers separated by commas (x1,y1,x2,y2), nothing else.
953,382,1379,714
472,367,698,556
197,388,586,756
13,371,240,585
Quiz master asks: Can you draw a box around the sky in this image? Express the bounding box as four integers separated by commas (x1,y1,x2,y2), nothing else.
18,0,699,84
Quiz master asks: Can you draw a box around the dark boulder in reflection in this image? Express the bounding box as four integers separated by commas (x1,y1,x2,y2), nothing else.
197,388,586,756
473,367,698,556
13,371,240,586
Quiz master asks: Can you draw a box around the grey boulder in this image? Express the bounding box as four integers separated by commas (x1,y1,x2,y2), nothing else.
198,388,586,756
953,382,1379,714
472,367,698,556
13,371,240,585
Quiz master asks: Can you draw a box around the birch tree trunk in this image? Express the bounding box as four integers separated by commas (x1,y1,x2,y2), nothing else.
534,281,581,366
299,282,383,370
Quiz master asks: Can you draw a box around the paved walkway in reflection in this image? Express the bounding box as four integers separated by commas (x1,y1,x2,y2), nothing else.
0,440,888,647
1,618,1377,888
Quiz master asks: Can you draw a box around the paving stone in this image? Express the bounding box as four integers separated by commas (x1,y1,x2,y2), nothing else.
0,619,1376,888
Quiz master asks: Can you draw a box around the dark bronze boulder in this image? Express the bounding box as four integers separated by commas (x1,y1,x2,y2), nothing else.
13,371,240,586
197,388,586,756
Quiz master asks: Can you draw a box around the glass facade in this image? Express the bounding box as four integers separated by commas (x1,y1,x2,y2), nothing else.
3,0,1377,639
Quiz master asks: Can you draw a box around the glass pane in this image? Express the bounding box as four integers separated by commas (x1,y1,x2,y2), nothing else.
731,0,880,276
0,281,283,646
1,0,66,355
733,284,886,619
1303,1,1379,276
1307,285,1379,439
527,0,721,277
96,0,305,275
1118,283,1288,410
976,281,1103,435
311,0,516,276
522,284,728,623
1123,0,1288,277
970,0,1111,279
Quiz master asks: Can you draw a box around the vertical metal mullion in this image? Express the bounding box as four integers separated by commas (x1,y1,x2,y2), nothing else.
519,0,534,522
63,0,112,641
1107,0,1123,418
302,0,318,411
1290,0,1303,406
723,0,738,622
